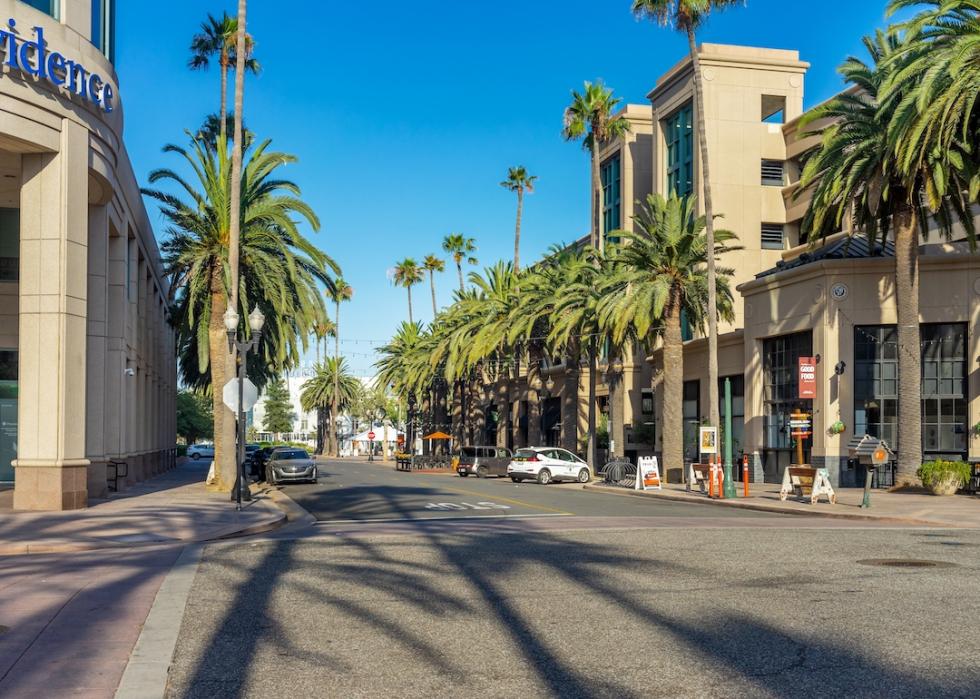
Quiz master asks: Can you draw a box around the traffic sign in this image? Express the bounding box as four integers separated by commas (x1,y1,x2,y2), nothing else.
872,446,888,466
222,377,258,413
367,431,376,441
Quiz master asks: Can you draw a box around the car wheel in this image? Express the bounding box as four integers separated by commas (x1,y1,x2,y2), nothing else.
476,466,488,479
459,472,468,477
577,468,591,484
510,476,520,483
537,469,552,485
190,452,199,460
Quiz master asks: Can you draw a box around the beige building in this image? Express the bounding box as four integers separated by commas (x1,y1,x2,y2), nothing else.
0,0,177,509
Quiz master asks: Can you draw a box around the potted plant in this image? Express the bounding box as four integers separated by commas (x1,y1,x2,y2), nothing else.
916,460,971,495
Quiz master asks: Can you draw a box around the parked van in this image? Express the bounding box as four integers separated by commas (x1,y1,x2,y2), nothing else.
456,446,513,478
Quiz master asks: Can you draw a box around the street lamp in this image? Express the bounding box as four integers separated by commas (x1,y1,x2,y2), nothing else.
225,305,265,509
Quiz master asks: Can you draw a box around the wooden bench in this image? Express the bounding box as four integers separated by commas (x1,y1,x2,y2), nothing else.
687,464,712,494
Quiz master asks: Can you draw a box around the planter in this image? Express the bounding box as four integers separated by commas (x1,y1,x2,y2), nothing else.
926,473,961,496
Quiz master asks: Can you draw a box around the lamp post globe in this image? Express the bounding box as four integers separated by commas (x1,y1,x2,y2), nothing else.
248,305,265,333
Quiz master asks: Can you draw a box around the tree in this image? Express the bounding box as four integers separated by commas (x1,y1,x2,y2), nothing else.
262,379,295,439
799,31,975,484
632,0,745,438
442,234,478,293
500,167,537,271
188,12,260,145
562,80,631,254
599,194,737,474
177,390,214,445
301,358,360,456
423,254,445,318
327,279,354,456
392,258,424,323
313,319,336,364
143,133,336,491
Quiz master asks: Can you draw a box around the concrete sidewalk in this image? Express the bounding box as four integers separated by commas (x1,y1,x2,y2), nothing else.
584,480,980,528
0,460,286,554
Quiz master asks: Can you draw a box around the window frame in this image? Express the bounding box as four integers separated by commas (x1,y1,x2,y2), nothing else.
664,103,694,197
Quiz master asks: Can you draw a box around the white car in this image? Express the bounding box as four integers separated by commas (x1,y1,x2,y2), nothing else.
507,447,592,485
187,443,215,460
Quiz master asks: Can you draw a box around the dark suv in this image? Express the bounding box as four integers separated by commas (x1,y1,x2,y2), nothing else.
456,446,513,478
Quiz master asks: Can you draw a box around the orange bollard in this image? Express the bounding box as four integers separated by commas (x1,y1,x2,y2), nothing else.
742,455,749,497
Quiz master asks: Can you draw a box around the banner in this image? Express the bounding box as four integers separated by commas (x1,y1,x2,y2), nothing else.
635,456,662,491
798,357,817,399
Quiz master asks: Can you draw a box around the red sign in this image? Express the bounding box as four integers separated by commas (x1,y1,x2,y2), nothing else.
367,431,376,441
798,357,817,399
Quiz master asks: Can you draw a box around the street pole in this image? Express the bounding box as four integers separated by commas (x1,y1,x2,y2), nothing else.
723,377,736,498
226,306,265,510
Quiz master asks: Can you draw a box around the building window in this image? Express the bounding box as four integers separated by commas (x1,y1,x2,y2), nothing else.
0,209,17,282
665,103,693,197
91,0,115,61
762,95,786,124
21,0,59,19
683,380,700,463
761,223,784,250
761,160,785,186
718,375,745,456
641,389,654,415
680,308,693,342
763,331,813,451
601,154,621,242
854,326,898,447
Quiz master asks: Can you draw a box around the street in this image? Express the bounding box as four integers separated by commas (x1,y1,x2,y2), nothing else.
162,460,980,698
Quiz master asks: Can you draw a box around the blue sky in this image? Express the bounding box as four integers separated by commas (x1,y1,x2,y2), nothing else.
119,0,907,376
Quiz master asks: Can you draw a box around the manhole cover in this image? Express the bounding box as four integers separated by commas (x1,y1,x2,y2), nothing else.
857,558,956,568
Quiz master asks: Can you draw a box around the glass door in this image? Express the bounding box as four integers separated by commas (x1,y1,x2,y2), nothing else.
0,350,16,483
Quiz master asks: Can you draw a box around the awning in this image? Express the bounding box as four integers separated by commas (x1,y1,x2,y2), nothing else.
423,431,452,440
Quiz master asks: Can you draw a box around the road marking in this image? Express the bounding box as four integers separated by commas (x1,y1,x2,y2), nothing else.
314,513,571,525
425,502,512,511
441,485,573,515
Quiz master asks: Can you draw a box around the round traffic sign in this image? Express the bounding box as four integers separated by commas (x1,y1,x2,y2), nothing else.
367,431,376,441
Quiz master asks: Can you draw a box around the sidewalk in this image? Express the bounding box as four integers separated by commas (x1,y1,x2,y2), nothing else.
584,480,980,528
0,459,286,555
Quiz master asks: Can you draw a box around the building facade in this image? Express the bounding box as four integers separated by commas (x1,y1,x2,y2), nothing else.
1,0,177,509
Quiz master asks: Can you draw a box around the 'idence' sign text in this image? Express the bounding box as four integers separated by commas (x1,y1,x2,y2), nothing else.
0,18,114,113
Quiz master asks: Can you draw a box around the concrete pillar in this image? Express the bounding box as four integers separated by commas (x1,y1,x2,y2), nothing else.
105,224,125,464
85,203,108,498
14,122,90,510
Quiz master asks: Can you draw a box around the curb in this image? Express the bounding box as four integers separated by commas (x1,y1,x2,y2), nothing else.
581,483,962,528
260,486,318,527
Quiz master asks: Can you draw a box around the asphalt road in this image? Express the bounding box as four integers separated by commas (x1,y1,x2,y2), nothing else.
166,523,980,699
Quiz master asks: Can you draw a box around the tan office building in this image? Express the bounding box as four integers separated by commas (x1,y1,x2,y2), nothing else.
0,0,176,509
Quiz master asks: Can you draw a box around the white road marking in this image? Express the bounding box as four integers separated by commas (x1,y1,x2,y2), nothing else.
314,513,570,525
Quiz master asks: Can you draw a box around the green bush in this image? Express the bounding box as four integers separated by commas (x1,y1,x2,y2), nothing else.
917,460,970,490
176,444,188,457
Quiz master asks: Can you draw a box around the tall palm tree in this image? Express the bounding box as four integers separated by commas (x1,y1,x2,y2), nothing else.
392,258,424,323
423,254,445,318
144,133,336,492
799,31,975,484
327,279,354,456
562,81,631,254
442,234,478,293
632,0,745,436
500,167,538,271
600,194,737,474
313,319,336,364
301,357,360,457
188,12,260,145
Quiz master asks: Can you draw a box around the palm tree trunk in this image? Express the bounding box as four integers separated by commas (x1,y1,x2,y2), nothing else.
514,188,524,272
208,266,234,491
219,50,228,144
562,343,579,453
527,345,543,446
457,261,464,294
587,338,598,468
407,285,414,324
429,270,437,318
591,144,603,254
663,287,684,481
332,300,340,457
894,205,922,485
687,28,720,433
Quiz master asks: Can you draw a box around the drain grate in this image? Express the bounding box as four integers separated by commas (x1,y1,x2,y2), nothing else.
857,558,956,568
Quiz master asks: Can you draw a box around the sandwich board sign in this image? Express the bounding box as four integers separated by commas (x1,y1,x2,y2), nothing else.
635,456,662,491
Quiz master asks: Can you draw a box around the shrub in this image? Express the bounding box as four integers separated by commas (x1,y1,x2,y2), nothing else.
917,460,970,495
176,444,188,457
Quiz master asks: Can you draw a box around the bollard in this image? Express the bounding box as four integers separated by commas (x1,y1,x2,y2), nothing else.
742,455,749,497
707,457,715,498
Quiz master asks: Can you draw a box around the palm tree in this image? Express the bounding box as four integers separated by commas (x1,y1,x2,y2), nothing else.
188,12,260,144
442,234,478,293
799,31,975,484
144,133,336,492
632,0,745,436
392,258,424,323
562,81,631,254
600,194,737,475
423,254,445,318
327,279,354,456
500,167,538,271
301,357,360,457
376,321,428,453
313,319,336,364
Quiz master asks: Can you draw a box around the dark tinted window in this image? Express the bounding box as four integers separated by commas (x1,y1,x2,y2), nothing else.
461,447,477,458
514,449,537,459
276,450,309,460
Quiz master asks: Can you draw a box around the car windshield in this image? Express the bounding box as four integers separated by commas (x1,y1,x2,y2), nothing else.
461,447,477,458
514,450,538,459
276,450,309,460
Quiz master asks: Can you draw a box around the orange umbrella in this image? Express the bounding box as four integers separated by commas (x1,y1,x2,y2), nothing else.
422,431,452,440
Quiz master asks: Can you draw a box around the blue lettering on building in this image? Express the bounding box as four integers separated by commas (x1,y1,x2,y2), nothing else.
0,18,114,113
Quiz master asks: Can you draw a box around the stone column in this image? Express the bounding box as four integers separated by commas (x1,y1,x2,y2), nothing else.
105,224,126,467
14,122,90,510
85,204,109,498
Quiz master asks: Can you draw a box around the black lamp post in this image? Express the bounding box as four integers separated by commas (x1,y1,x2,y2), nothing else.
224,305,265,510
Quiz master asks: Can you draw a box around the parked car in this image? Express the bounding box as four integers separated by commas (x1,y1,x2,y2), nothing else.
507,447,592,485
187,443,215,460
456,446,513,478
266,448,317,485
252,446,275,481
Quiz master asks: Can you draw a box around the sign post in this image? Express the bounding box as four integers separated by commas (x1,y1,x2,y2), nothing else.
863,446,888,509
789,412,811,466
367,430,376,462
722,377,736,499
